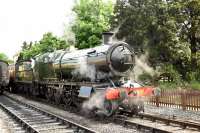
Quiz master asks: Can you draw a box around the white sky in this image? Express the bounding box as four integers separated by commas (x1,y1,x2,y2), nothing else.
0,0,75,59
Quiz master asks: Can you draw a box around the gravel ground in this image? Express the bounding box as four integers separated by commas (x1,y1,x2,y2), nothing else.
0,109,13,133
5,93,138,133
144,104,200,122
0,108,16,133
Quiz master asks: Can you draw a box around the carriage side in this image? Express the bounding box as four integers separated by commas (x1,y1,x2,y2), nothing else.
0,60,9,94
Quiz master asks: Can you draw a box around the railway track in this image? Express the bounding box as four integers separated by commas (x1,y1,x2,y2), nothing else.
0,106,26,133
4,92,200,133
138,113,200,130
114,112,200,133
0,95,96,133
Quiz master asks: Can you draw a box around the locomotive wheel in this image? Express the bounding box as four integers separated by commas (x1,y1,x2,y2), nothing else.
130,101,144,115
29,84,35,96
0,88,3,95
54,90,62,105
24,87,28,96
22,86,26,94
103,100,119,116
45,88,54,102
24,86,29,96
32,83,39,96
63,87,79,109
9,86,13,93
63,91,73,106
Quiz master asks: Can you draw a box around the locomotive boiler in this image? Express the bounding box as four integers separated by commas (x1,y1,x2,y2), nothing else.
34,32,134,82
0,60,9,94
9,32,157,116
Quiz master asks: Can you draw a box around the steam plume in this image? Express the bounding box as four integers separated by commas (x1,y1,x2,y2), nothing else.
72,57,96,81
133,52,156,80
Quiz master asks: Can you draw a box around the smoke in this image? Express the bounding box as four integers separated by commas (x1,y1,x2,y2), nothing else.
82,92,105,111
71,56,111,81
133,52,156,81
63,23,76,45
122,96,148,111
63,2,76,45
72,57,96,81
69,45,77,52
111,24,126,43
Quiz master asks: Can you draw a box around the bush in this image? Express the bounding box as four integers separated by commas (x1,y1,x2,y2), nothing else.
190,81,200,90
159,64,181,83
185,69,200,82
185,71,197,82
158,82,179,90
138,72,153,85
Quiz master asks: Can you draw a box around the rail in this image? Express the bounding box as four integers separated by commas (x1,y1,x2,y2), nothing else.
138,113,200,130
1,95,96,133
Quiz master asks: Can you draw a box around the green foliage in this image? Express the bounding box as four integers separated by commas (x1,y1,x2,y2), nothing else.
138,72,153,85
189,81,200,90
185,71,197,82
158,81,200,90
112,0,200,81
0,53,9,61
0,53,13,63
158,82,180,90
159,64,181,83
20,32,69,60
72,0,114,49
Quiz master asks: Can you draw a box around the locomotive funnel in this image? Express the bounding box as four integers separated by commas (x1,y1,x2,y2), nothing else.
102,32,114,44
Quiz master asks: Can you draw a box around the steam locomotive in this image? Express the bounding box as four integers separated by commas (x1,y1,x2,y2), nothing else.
0,60,9,94
9,33,156,116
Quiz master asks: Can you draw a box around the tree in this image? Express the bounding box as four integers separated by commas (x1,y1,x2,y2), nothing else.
0,53,13,63
171,0,200,68
0,53,9,61
112,0,200,80
21,32,69,60
72,0,114,49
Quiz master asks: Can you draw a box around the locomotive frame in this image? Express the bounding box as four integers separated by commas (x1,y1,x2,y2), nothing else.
8,33,152,116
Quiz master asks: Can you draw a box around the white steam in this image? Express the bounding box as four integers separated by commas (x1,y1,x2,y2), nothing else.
133,52,156,80
72,57,96,81
82,92,105,111
69,45,77,51
71,57,111,81
72,56,113,81
111,24,126,43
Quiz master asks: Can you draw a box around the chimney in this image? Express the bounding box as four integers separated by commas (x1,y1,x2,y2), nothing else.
102,32,114,44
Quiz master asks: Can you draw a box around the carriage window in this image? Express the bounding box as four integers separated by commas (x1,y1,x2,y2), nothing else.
17,62,32,71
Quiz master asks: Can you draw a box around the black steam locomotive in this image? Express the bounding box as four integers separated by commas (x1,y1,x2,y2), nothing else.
9,33,148,116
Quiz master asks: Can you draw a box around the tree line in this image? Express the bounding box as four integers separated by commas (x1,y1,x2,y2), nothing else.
11,0,200,83
18,32,68,60
112,0,200,82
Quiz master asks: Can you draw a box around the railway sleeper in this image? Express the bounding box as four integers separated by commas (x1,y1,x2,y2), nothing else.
0,95,96,133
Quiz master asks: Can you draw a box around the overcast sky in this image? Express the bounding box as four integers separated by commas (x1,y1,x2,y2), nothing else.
0,0,74,59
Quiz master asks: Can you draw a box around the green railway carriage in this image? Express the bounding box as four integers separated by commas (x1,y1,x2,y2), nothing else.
0,60,9,94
